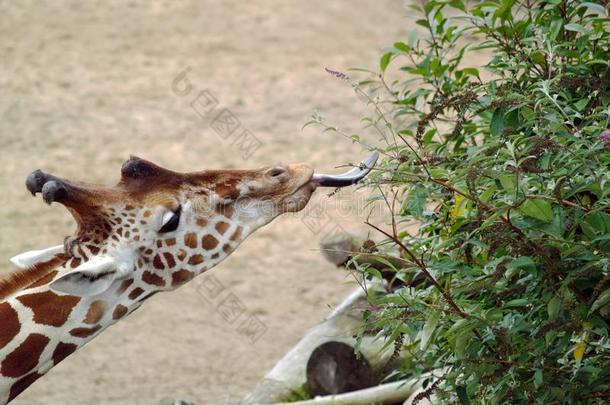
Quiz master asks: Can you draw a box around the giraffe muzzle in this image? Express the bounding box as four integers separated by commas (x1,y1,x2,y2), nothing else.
311,151,379,188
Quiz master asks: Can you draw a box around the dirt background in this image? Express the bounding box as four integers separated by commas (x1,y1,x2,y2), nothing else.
0,1,411,404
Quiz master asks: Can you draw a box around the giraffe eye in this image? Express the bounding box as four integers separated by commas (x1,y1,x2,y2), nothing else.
159,206,181,233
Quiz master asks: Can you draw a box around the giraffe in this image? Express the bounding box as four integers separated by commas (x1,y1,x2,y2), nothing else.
0,152,377,404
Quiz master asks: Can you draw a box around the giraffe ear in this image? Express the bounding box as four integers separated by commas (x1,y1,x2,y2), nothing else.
10,245,65,269
50,256,122,296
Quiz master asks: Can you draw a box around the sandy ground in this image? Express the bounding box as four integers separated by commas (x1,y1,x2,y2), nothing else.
0,1,409,404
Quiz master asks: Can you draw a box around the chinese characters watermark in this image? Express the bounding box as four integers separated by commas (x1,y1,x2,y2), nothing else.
195,273,268,345
171,67,262,160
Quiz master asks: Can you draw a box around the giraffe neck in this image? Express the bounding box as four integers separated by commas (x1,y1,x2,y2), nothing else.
0,213,254,404
0,258,148,404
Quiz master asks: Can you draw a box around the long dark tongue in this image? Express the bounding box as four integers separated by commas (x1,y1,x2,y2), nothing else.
312,151,379,187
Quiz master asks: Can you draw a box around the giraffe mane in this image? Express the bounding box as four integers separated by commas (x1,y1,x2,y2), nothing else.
0,254,68,300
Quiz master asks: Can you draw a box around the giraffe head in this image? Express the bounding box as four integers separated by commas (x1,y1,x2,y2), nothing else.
19,156,316,297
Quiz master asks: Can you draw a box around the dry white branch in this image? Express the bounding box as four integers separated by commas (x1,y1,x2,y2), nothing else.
254,372,440,405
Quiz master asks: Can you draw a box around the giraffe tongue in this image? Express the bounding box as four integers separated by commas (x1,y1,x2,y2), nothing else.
312,151,379,187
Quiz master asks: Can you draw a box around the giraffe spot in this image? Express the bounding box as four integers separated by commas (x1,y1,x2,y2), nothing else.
84,300,106,324
143,210,152,218
156,240,163,248
125,204,135,210
70,258,81,268
1,333,49,377
145,249,154,255
230,226,243,241
202,235,219,250
142,271,166,287
211,253,220,260
17,291,80,327
163,252,176,268
215,221,230,235
117,228,123,237
117,279,134,295
52,342,77,365
8,372,42,402
223,244,233,254
153,254,164,270
196,218,208,227
176,249,187,261
0,303,20,350
128,287,145,300
69,325,101,338
188,255,205,266
77,245,87,258
184,232,198,249
172,270,194,287
124,231,130,238
28,270,58,288
165,238,177,246
112,305,128,320
134,235,140,241
88,246,100,255
127,219,135,225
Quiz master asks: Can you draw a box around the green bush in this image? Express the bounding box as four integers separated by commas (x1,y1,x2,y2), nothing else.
309,1,609,403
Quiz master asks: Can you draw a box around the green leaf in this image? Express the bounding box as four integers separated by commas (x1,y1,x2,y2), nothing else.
404,185,427,218
449,0,466,12
590,289,610,314
534,369,543,388
507,256,536,270
462,67,480,78
548,296,561,320
574,98,589,111
457,385,471,405
549,19,563,40
393,42,410,53
520,199,554,222
581,2,608,15
490,108,505,136
521,106,535,122
420,311,440,350
585,212,610,234
354,332,363,359
380,52,393,72
498,174,516,193
455,328,470,358
504,298,529,308
564,23,591,35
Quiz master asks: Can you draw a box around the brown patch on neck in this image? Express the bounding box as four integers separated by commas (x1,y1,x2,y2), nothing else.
0,303,21,350
1,333,50,377
0,254,68,301
17,291,81,327
8,371,42,402
84,300,106,324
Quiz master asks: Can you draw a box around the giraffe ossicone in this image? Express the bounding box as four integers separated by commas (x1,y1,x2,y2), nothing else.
0,152,377,403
